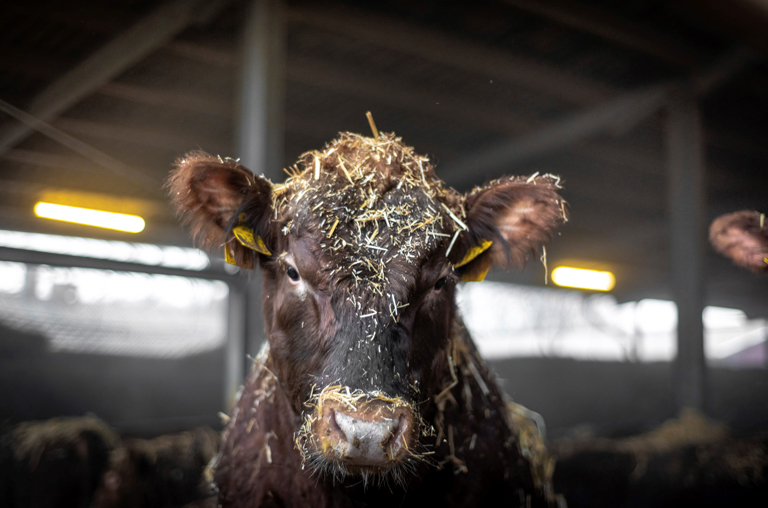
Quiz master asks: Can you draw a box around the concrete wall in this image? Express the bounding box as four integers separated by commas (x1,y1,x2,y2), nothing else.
0,326,224,437
490,357,768,438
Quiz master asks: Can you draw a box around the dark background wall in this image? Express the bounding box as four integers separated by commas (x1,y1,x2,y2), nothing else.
3,317,766,440
0,325,224,436
491,357,768,438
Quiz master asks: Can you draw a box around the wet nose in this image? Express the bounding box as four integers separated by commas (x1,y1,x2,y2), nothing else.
314,397,414,467
333,410,403,465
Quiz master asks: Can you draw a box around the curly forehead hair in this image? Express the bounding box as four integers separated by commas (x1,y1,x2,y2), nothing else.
271,133,465,290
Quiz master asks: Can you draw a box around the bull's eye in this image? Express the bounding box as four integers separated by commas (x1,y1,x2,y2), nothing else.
434,277,447,291
286,265,300,282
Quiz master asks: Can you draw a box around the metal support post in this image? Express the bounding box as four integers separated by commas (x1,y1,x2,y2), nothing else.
666,83,707,412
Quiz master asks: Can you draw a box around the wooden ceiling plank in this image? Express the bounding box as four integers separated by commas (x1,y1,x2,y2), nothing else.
287,57,535,134
98,82,231,117
503,0,701,67
54,118,193,149
447,84,670,189
0,99,159,188
1,148,93,172
1,3,134,34
287,57,670,169
446,48,757,189
287,6,616,106
164,40,238,67
673,0,768,56
0,0,233,156
693,47,760,94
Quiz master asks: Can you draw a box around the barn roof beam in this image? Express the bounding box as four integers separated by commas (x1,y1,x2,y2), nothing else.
449,85,670,190
0,0,233,157
164,41,239,68
0,99,159,188
1,149,99,173
53,118,196,150
673,0,768,55
286,58,669,175
287,57,535,134
503,0,701,67
446,48,758,189
2,2,138,34
287,6,616,107
693,47,759,93
97,82,232,117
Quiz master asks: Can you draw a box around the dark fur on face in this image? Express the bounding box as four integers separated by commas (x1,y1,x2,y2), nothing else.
168,132,567,492
710,210,768,273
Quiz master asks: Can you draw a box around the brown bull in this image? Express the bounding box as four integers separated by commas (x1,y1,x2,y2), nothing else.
168,132,567,507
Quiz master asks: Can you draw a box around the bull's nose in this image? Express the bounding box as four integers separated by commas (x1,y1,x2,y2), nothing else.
333,411,403,465
310,394,417,467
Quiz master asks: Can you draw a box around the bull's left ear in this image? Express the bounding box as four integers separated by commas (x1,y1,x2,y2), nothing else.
452,175,567,282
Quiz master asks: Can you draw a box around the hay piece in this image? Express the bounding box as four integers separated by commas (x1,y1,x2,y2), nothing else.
327,218,339,238
365,112,379,139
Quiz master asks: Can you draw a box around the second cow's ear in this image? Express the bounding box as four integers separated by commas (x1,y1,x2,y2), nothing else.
710,210,768,273
453,175,567,282
167,151,274,269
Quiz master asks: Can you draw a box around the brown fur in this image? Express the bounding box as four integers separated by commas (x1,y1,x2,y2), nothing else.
214,323,556,507
710,210,768,273
167,132,567,507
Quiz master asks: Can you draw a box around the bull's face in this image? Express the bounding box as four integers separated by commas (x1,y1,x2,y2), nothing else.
168,133,565,486
261,160,459,484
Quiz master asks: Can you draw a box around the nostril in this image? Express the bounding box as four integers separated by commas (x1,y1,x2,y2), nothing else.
328,409,343,436
380,415,402,447
390,415,408,448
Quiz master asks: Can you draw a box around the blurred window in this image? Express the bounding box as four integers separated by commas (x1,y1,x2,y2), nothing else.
0,260,227,358
0,230,209,271
458,282,765,368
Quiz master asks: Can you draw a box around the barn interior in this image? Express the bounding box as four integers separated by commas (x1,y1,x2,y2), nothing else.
1,0,767,506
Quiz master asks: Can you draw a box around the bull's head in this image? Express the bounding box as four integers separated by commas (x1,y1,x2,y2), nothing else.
168,132,565,486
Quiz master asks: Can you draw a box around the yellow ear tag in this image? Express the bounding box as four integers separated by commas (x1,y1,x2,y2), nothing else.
764,257,768,265
224,243,237,266
462,264,490,283
232,225,272,256
454,239,493,269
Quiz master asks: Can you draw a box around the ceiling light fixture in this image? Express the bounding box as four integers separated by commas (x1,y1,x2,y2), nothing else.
551,266,616,291
34,202,146,233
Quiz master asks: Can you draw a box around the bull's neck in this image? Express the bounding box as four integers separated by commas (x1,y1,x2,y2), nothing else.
430,317,505,443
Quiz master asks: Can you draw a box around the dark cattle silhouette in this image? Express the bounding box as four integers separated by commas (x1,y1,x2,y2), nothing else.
0,416,217,508
168,132,567,507
0,416,115,508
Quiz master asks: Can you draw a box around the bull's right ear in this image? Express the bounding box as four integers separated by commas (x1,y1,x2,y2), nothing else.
710,210,768,273
167,151,274,269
